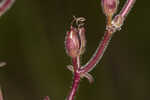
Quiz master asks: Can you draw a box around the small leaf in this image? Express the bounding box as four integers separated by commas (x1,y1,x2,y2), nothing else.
80,72,94,84
67,65,74,73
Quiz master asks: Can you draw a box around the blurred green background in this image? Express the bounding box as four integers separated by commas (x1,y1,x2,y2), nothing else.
0,0,149,100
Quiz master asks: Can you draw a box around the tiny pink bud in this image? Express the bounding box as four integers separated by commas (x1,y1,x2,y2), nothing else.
65,17,87,58
65,26,80,58
101,0,119,17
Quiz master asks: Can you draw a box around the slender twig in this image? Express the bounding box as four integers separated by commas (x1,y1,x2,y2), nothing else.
79,0,136,74
119,0,136,18
111,0,136,30
67,72,80,100
79,30,113,74
65,0,136,100
67,57,80,100
0,0,15,16
66,21,114,100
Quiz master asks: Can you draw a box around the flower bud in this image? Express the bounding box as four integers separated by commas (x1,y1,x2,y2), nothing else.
65,17,87,58
101,0,119,17
65,26,80,58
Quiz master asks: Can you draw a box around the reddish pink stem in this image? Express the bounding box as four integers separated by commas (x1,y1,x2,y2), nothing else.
78,0,136,74
119,0,136,18
67,57,81,100
79,31,112,74
67,72,80,100
66,1,136,100
0,0,15,16
67,30,113,100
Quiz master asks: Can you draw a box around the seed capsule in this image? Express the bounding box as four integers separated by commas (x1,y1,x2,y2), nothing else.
65,26,80,58
65,17,87,58
101,0,119,17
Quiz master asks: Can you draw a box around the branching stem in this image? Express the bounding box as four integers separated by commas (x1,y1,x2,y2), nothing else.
66,0,136,100
79,30,113,74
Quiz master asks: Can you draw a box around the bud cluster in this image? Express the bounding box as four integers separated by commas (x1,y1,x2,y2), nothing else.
65,17,86,58
65,0,136,100
101,0,135,32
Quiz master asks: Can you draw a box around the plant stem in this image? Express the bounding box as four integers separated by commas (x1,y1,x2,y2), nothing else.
67,29,113,100
67,72,80,100
77,1,137,75
67,57,81,100
79,30,113,74
119,0,136,18
66,1,136,100
0,0,15,16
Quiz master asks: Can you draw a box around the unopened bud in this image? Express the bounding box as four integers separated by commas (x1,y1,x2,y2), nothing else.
65,26,80,58
65,17,87,58
101,0,119,17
